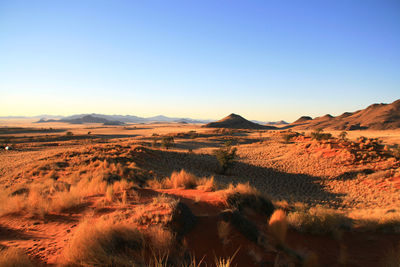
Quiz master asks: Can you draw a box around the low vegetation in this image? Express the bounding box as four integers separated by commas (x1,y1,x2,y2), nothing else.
161,136,174,149
213,143,237,174
148,170,216,191
1,124,399,266
0,247,34,267
310,128,332,141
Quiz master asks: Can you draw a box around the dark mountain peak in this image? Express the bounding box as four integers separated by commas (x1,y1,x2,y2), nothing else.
293,116,313,123
204,114,276,130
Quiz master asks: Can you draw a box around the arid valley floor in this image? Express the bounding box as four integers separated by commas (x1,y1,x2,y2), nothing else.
0,120,400,266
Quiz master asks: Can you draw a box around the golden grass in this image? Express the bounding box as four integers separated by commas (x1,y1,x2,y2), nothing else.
223,182,275,216
287,206,350,237
215,248,239,267
164,170,197,189
268,209,287,245
105,185,114,203
147,169,216,192
224,182,261,197
0,247,34,267
62,218,144,266
196,176,216,191
50,190,81,213
349,208,400,233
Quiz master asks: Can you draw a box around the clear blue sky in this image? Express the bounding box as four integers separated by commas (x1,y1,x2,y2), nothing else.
0,0,399,122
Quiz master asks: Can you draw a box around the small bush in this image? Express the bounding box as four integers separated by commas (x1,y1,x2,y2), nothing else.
51,191,81,212
339,131,348,140
311,128,332,141
164,170,197,189
0,247,34,267
225,183,275,217
161,136,174,150
196,177,216,191
213,144,237,174
282,133,295,144
287,207,350,237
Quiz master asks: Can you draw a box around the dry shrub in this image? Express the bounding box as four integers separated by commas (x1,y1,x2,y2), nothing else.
147,179,163,189
62,218,144,266
144,226,175,253
164,170,197,189
215,248,239,267
50,191,81,213
224,183,275,217
287,206,350,237
26,189,50,217
0,247,35,267
196,176,216,191
71,175,107,197
225,182,260,196
0,192,24,216
268,209,287,245
148,172,215,192
350,208,400,233
113,179,131,193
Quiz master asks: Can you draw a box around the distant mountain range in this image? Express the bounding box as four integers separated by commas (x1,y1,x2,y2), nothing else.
37,115,125,125
289,99,400,130
2,113,213,125
0,113,287,126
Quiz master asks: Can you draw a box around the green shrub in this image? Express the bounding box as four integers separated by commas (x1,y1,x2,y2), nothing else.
311,128,332,141
213,144,237,174
339,131,347,140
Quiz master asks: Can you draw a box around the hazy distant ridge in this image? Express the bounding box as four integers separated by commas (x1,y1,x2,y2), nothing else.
1,113,213,124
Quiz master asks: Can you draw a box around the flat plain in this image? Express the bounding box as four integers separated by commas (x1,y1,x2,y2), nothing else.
0,120,400,266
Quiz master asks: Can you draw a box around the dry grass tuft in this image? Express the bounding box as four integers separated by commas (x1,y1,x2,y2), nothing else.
268,209,287,245
0,247,35,267
62,218,144,266
215,248,239,267
144,226,175,253
224,183,275,217
196,176,216,191
147,170,216,192
287,206,350,237
164,170,197,189
50,190,81,213
350,208,400,233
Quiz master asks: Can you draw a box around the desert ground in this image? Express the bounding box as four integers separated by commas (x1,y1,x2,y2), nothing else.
0,120,400,266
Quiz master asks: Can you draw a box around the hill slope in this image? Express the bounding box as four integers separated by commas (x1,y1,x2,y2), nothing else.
290,99,400,130
204,113,276,130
